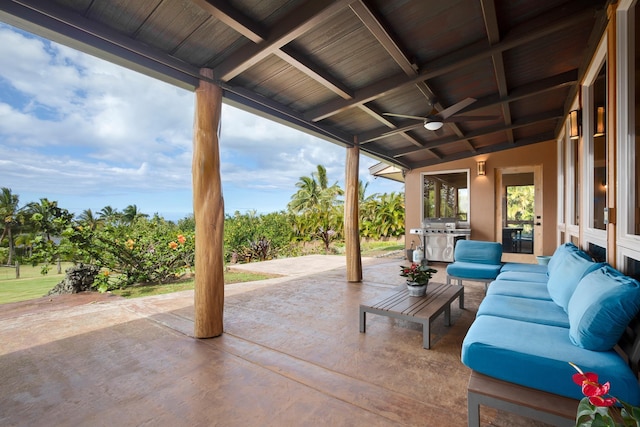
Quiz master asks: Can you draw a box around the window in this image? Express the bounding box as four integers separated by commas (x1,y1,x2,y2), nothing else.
422,171,469,224
592,64,607,231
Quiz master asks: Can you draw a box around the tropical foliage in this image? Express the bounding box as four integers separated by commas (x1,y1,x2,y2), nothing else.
0,164,405,290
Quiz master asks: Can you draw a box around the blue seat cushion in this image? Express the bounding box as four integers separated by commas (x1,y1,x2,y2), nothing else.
477,294,570,328
453,240,503,265
568,265,640,351
496,271,549,283
446,261,502,280
547,251,603,313
500,262,548,274
461,315,640,404
486,280,552,300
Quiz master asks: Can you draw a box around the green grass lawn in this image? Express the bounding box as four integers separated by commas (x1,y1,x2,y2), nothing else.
0,243,402,304
0,264,279,304
0,263,74,304
0,275,69,304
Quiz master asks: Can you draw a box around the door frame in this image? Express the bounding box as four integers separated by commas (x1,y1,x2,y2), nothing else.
495,165,543,263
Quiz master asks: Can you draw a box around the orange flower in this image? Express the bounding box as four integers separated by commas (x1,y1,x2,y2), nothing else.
103,270,110,277
126,239,134,250
169,241,178,250
177,234,186,244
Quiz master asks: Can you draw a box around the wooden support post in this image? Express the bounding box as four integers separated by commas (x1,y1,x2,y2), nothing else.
193,68,225,338
345,143,362,282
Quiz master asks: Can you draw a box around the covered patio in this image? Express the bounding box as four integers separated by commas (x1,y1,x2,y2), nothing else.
1,0,633,425
0,256,544,426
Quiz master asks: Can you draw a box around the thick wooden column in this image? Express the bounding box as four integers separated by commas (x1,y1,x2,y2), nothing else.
193,68,224,338
345,143,362,282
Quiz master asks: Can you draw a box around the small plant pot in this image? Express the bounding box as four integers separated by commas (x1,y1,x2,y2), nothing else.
406,282,427,297
536,255,552,265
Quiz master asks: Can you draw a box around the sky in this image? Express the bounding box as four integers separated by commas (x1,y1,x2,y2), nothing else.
0,23,403,222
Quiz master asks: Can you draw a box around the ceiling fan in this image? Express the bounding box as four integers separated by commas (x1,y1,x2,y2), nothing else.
382,97,497,131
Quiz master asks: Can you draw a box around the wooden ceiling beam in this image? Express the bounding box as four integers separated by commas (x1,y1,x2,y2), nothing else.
214,0,354,81
481,0,514,144
305,6,597,122
191,0,267,43
390,110,563,158
349,0,416,75
358,70,577,143
351,0,475,150
409,132,555,169
193,0,355,100
276,46,353,99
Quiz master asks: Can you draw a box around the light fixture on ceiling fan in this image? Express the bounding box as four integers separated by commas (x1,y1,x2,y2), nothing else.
383,97,497,131
423,120,444,131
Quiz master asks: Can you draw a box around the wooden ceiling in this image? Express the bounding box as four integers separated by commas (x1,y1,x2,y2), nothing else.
0,0,609,170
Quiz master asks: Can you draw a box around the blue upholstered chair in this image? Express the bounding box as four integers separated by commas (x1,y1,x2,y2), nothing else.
446,240,503,290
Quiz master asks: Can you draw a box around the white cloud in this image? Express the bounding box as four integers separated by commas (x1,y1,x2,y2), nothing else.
0,23,402,216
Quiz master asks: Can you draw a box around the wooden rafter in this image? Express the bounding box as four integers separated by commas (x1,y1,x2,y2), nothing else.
305,6,597,122
213,0,354,81
481,0,514,144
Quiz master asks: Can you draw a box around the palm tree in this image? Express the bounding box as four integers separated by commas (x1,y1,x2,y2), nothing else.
25,198,73,242
288,165,343,214
77,209,103,231
122,204,148,224
0,187,22,264
288,165,343,250
98,205,121,225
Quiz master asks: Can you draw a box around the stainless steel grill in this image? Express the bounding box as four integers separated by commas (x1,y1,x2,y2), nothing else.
409,218,470,263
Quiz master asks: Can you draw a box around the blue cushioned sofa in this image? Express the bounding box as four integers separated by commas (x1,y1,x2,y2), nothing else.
461,243,640,426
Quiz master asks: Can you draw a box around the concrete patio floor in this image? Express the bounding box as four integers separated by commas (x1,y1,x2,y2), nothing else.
0,255,549,426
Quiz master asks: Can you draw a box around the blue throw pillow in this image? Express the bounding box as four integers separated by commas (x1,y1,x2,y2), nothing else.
547,243,591,277
567,265,640,351
547,252,603,312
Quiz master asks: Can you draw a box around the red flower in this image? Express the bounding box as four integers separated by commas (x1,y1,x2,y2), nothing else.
570,364,618,407
587,395,617,407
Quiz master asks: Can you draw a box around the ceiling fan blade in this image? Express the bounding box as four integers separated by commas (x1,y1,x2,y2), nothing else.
382,112,426,121
436,97,477,119
443,115,500,122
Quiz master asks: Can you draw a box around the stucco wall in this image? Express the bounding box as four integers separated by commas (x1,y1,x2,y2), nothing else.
405,140,557,256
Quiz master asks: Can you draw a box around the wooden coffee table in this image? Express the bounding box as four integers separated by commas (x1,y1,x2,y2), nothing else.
359,282,464,349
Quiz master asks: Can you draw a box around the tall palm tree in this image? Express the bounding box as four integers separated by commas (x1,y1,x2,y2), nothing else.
77,209,103,231
288,165,343,250
0,187,22,264
288,165,343,214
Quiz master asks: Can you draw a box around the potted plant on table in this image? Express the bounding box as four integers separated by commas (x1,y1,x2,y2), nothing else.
400,263,438,297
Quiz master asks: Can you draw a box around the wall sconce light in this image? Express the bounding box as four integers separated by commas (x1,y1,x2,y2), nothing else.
477,160,486,176
569,109,581,140
594,106,605,137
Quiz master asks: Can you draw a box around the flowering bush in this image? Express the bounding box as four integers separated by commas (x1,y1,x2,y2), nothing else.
399,263,437,285
63,217,195,290
570,362,640,426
